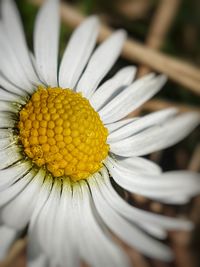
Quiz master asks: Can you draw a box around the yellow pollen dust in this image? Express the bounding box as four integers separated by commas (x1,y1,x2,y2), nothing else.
18,86,109,182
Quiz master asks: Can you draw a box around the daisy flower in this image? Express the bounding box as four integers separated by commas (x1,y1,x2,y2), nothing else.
0,0,200,266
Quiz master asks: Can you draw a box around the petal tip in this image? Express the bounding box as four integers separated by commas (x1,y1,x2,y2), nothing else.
115,29,128,41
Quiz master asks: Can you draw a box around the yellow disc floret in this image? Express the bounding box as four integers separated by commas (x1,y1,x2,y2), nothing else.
18,86,109,182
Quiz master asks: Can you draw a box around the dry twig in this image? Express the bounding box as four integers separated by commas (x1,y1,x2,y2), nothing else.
138,0,182,76
115,0,152,20
142,99,200,114
188,144,200,173
0,239,27,267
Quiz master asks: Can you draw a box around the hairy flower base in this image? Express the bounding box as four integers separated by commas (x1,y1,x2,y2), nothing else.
18,86,109,181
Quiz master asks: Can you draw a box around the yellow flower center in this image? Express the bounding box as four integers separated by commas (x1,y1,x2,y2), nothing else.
18,86,109,182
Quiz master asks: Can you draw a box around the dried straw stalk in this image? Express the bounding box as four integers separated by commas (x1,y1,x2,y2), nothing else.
138,0,182,76
0,239,27,267
142,99,200,114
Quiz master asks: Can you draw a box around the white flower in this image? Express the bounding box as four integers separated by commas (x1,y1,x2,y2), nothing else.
0,0,199,266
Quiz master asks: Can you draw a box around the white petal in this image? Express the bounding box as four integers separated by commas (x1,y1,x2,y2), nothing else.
36,180,62,259
110,155,162,175
52,179,80,267
0,100,20,113
0,225,17,260
0,25,34,92
0,138,13,151
34,0,60,86
160,195,191,205
0,74,28,97
106,118,137,134
28,176,53,263
2,169,45,230
76,181,131,267
59,16,100,89
0,161,31,191
0,136,16,151
29,178,69,266
99,167,193,231
98,170,167,239
99,74,166,124
89,174,173,261
139,224,167,239
76,30,127,97
0,113,16,129
1,0,40,85
106,157,200,203
0,129,13,139
0,169,36,208
29,52,47,85
108,108,177,143
90,66,136,111
0,145,23,170
0,88,25,104
110,112,200,156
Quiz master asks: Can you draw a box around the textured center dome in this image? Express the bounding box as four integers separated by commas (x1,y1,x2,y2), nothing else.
18,86,109,181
